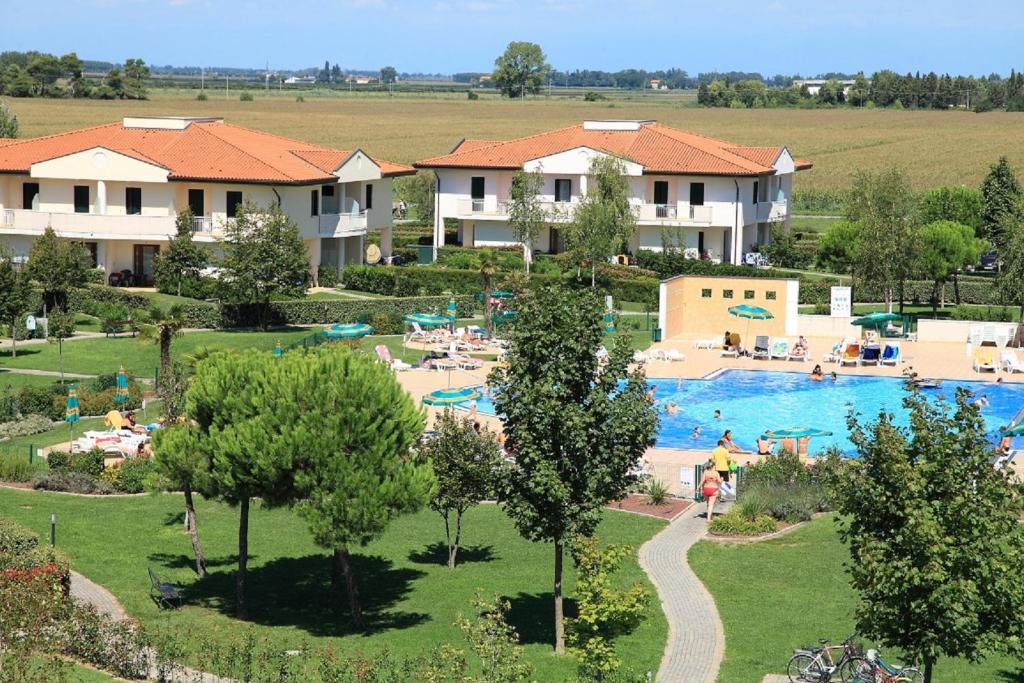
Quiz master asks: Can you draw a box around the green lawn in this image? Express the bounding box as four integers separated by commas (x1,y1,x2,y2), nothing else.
132,290,206,310
790,215,841,233
0,370,64,391
0,489,667,681
689,516,1024,683
68,663,120,682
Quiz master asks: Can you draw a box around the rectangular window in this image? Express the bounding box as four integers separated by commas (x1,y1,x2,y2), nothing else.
744,290,755,300
701,288,712,299
365,184,373,210
722,289,733,299
226,191,243,219
689,182,705,206
73,185,89,213
697,231,705,254
22,182,39,210
765,290,777,300
187,189,204,216
310,189,319,216
321,185,335,197
554,179,572,203
471,176,485,211
752,181,759,204
653,180,669,205
80,242,98,268
125,187,142,215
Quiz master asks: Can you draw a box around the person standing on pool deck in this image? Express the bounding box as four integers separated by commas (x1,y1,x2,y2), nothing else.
712,439,731,483
699,461,722,520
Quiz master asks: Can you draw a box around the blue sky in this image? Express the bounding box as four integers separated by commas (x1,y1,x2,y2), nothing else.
3,0,1022,75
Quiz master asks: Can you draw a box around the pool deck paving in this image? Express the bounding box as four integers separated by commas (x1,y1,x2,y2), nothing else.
640,500,731,683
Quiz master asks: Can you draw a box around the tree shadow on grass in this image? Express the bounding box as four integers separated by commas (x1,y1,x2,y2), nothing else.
503,592,577,647
407,542,495,567
996,669,1024,682
148,551,240,574
0,348,42,361
180,553,429,637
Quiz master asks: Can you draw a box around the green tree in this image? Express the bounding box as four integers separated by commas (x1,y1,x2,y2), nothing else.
492,41,551,98
291,346,433,627
138,305,187,385
567,538,649,678
219,201,310,330
980,156,1021,250
456,592,533,683
420,409,502,569
837,388,1024,683
506,169,547,272
815,220,860,274
0,248,31,358
848,73,870,107
761,224,800,268
47,310,75,384
103,68,125,98
564,155,636,287
475,248,501,336
182,349,304,619
846,168,919,313
26,227,89,314
380,66,398,84
393,170,435,224
25,54,62,95
153,209,208,296
60,53,86,98
919,186,984,235
916,220,986,313
997,208,1024,319
0,99,18,138
491,284,658,653
123,58,150,99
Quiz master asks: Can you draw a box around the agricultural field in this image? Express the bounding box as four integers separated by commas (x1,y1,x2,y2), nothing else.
7,94,1024,192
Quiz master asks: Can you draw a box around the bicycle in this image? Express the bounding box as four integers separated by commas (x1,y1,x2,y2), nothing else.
787,634,862,682
843,649,922,683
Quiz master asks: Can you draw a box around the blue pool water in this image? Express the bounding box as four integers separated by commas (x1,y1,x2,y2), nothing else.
466,370,1024,454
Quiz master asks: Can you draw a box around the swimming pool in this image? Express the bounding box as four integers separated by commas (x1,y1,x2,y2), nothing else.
467,370,1024,454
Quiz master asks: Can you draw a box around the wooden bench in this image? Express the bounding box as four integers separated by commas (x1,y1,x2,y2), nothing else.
148,567,182,608
105,320,139,337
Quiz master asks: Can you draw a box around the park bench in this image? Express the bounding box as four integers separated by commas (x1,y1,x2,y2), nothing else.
148,567,182,609
105,320,139,337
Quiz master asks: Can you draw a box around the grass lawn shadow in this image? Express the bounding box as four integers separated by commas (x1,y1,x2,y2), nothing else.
0,348,43,360
504,592,577,647
181,553,429,636
148,551,240,574
407,542,495,567
996,669,1024,682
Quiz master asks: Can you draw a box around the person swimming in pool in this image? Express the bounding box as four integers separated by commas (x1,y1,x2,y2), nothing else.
692,426,702,439
713,409,722,420
975,394,990,407
830,371,838,382
665,401,679,415
810,364,824,381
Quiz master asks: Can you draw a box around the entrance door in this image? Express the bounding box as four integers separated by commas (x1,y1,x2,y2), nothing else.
133,245,160,285
22,182,39,210
187,189,205,216
653,181,669,218
549,227,562,254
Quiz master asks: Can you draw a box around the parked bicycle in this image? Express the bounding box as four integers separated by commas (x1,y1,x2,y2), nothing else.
787,634,862,682
844,649,922,683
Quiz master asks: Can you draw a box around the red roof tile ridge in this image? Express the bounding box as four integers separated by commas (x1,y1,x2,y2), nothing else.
0,121,122,152
419,123,583,164
645,125,771,173
199,120,336,153
188,124,311,182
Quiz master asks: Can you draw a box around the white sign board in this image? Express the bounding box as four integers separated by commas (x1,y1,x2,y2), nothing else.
830,286,852,318
679,466,695,491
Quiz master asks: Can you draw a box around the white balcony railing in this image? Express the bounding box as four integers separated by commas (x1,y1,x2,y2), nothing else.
455,198,576,220
636,203,713,224
756,200,788,223
1,208,176,237
319,211,368,235
192,216,214,233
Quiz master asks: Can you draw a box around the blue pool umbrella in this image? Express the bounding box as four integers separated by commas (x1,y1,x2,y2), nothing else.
1001,424,1024,437
404,313,449,328
323,323,374,339
851,312,901,327
422,387,482,406
114,366,130,404
765,427,833,439
604,311,616,333
728,305,774,348
447,298,458,321
66,384,80,444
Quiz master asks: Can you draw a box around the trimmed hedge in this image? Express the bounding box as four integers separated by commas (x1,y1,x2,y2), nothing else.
177,295,476,329
67,285,150,313
0,518,40,555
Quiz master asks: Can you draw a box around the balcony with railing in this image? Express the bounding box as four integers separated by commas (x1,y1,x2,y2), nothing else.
455,198,576,221
319,211,368,236
2,208,176,238
636,203,714,224
756,200,788,223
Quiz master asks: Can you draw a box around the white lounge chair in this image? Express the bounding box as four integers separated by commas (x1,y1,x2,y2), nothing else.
752,335,770,360
632,350,648,364
647,348,667,361
770,339,790,360
1002,349,1024,373
839,343,861,366
788,342,810,362
880,342,901,366
666,349,685,362
375,344,411,371
973,349,998,373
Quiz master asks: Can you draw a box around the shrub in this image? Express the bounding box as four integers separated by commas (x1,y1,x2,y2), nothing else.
0,517,40,554
196,91,208,101
34,471,113,495
0,387,14,421
369,312,406,335
708,509,777,535
742,450,810,488
948,305,1014,322
739,482,825,523
317,265,340,288
67,285,149,313
0,414,53,439
467,90,479,100
584,91,607,102
645,478,670,506
14,384,63,419
70,448,105,477
0,451,48,482
296,95,305,102
46,450,71,473
61,602,150,679
239,91,254,101
101,457,152,493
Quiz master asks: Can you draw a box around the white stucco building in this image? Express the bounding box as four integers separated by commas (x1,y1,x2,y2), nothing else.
415,119,811,265
0,116,413,284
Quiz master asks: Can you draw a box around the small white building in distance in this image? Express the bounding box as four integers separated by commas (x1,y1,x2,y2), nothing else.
0,116,413,284
415,119,811,265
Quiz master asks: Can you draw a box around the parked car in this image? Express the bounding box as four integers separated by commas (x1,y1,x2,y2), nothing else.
980,250,999,271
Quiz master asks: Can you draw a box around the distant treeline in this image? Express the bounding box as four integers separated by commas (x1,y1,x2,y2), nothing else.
0,50,149,100
698,70,1024,112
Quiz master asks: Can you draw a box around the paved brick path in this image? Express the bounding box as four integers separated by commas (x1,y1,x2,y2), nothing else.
70,571,127,621
639,502,730,683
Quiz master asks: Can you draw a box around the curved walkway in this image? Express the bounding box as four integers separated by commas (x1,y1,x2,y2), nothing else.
639,502,729,683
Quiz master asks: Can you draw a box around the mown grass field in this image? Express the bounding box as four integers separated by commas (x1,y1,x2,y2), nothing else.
0,488,666,681
7,95,1024,192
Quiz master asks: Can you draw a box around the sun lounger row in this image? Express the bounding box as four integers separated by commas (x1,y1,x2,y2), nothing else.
749,336,810,362
829,340,902,366
974,348,1024,373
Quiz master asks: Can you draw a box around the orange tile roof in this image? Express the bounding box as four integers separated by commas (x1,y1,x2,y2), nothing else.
0,119,414,184
416,122,811,176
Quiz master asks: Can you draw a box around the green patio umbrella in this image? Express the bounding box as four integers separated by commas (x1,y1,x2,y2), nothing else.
323,323,374,339
422,386,482,406
604,311,615,333
851,312,901,327
114,366,130,404
1001,424,1024,438
447,298,458,321
765,427,833,439
728,304,774,349
404,313,450,328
